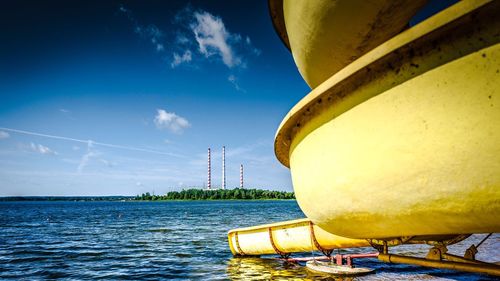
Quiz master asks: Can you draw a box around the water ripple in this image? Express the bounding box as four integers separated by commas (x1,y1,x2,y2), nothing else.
0,201,498,280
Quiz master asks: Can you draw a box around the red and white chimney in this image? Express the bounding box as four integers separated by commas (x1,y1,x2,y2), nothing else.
207,148,211,190
240,164,243,188
222,146,226,190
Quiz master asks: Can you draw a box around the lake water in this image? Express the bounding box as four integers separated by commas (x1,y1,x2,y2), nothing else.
0,200,498,280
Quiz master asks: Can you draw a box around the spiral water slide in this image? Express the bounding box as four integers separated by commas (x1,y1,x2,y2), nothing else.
228,0,500,275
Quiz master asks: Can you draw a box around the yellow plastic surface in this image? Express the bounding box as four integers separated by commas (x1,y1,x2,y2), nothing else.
228,218,369,256
291,43,500,238
276,0,500,239
282,0,426,88
275,0,496,168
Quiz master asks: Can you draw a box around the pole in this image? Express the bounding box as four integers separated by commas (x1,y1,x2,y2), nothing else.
378,254,500,276
222,146,226,190
207,148,211,190
240,164,244,188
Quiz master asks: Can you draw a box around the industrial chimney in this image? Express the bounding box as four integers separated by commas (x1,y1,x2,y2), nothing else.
240,164,244,188
222,146,226,190
207,148,211,190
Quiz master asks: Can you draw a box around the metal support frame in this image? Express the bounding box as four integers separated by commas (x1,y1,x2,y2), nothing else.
280,253,379,265
379,253,500,276
234,232,246,256
268,227,290,259
308,221,333,257
376,233,500,276
332,253,380,267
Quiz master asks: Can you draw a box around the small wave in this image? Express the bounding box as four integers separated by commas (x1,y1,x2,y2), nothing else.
147,228,173,233
174,252,192,258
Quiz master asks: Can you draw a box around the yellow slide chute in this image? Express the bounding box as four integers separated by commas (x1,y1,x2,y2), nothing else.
271,0,427,89
229,1,500,274
228,219,369,256
273,0,500,240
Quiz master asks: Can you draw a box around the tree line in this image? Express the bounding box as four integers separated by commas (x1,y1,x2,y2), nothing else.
135,188,295,201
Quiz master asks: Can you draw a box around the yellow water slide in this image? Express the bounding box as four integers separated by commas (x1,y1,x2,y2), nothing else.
269,0,428,88
274,0,500,239
229,0,500,259
228,219,370,256
228,218,470,257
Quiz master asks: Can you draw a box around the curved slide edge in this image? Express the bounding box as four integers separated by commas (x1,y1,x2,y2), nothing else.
228,218,369,256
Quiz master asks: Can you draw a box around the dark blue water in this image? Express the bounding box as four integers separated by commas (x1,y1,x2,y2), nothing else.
0,201,498,280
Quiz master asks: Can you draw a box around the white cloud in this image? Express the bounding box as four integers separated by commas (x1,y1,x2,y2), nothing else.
138,25,165,52
154,109,190,134
99,159,115,167
119,6,165,53
119,5,259,70
77,140,114,172
0,131,10,139
78,140,95,173
171,50,192,68
30,142,57,155
59,108,75,120
175,34,190,45
0,127,183,157
119,5,128,13
145,25,163,39
190,11,241,68
228,74,245,92
78,151,98,173
245,36,261,56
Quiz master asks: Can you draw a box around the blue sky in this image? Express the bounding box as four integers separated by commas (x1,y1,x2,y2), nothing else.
0,0,310,196
0,0,459,196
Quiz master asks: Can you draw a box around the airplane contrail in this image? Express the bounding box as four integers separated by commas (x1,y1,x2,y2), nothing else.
0,127,185,158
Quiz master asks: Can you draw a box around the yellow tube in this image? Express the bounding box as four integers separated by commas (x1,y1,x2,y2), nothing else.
278,0,427,88
228,218,369,256
274,0,500,239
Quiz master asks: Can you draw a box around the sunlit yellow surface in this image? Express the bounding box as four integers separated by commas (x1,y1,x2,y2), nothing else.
291,44,500,238
282,0,426,88
228,219,369,256
275,0,500,239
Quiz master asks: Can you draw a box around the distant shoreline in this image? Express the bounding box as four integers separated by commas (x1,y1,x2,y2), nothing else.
0,197,295,202
0,188,295,202
136,188,295,201
0,196,136,202
158,198,296,200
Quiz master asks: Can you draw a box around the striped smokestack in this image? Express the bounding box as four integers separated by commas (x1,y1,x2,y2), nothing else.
222,146,226,190
207,148,211,190
240,164,243,188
